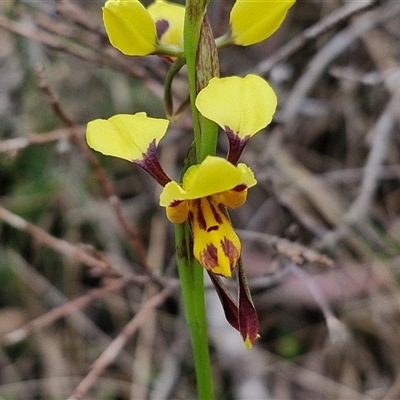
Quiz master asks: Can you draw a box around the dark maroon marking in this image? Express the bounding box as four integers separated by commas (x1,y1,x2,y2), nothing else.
221,237,239,268
207,225,219,232
225,126,250,165
208,198,223,225
156,19,169,40
170,200,183,207
200,243,218,268
135,140,171,186
233,184,247,192
195,199,207,231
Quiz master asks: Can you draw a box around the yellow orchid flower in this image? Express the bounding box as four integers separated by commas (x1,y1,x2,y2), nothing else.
160,156,257,278
102,0,185,57
86,112,171,185
229,0,296,46
195,74,278,164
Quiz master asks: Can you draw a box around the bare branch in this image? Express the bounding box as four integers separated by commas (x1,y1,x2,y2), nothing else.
238,229,334,268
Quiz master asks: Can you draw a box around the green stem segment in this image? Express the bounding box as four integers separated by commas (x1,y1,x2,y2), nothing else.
175,223,214,400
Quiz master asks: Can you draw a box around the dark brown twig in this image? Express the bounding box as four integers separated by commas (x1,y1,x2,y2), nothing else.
237,229,334,268
0,127,84,153
3,279,128,346
0,205,110,271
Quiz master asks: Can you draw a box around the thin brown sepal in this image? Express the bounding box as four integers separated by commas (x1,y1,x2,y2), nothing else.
207,271,239,331
237,258,259,348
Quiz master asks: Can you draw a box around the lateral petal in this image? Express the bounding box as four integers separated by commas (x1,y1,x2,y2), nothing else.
86,112,169,162
195,75,277,140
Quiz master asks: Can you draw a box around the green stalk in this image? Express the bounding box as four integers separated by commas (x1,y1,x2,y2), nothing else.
175,222,214,400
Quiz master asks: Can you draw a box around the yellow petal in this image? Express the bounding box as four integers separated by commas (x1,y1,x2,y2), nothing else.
195,75,277,139
190,197,241,278
165,200,189,224
159,156,256,206
103,0,156,56
215,188,248,209
230,0,295,46
86,112,169,162
147,0,185,50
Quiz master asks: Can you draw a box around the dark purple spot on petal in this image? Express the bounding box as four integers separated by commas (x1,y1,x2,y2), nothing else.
233,184,247,192
207,225,219,232
156,19,169,40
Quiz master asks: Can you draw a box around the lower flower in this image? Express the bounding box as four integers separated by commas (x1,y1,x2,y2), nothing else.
159,156,256,278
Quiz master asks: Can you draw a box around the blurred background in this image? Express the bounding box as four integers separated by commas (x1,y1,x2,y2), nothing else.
1,0,400,398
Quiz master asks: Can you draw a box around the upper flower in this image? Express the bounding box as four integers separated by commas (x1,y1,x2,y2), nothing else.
160,156,257,277
228,0,296,46
195,74,278,164
102,0,185,56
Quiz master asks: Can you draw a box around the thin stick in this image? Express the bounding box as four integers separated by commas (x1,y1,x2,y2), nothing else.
237,230,334,268
67,287,174,400
0,205,109,271
0,127,84,153
3,277,127,346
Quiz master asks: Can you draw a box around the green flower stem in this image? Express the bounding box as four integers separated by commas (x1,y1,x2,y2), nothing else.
164,57,186,119
175,222,214,400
